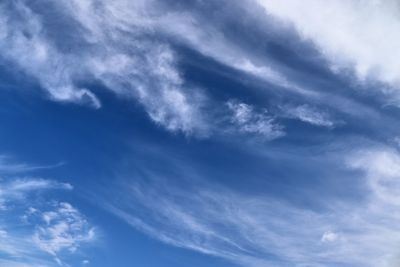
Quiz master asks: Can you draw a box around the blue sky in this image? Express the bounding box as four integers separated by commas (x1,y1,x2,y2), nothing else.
1,0,400,266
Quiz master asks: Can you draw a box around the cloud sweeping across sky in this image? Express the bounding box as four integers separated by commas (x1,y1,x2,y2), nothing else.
2,1,400,267
101,142,400,267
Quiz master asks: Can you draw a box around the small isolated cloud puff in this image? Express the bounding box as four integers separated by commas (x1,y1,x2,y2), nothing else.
226,100,284,140
282,104,336,128
321,231,338,243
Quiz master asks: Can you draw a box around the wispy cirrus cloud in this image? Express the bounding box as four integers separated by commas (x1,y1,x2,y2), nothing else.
0,178,72,210
1,0,393,140
226,100,284,140
0,1,101,109
280,104,337,128
0,155,64,174
103,144,400,267
0,0,345,138
0,0,208,135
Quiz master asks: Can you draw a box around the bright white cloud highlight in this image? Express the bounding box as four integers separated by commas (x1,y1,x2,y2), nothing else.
227,100,284,139
256,0,400,92
321,231,338,243
282,104,336,127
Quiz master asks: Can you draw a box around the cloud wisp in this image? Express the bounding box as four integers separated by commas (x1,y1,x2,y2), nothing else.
226,100,284,140
280,104,337,128
0,178,72,210
2,0,396,141
0,0,210,135
104,144,400,267
3,1,400,267
0,155,65,175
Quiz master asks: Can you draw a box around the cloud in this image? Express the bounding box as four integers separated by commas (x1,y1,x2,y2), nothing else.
107,178,328,267
0,0,209,135
0,1,101,109
0,155,64,174
255,0,400,93
0,0,339,137
0,178,72,210
1,0,383,139
152,5,292,89
0,259,50,267
226,100,284,140
32,202,95,261
347,148,400,205
281,104,336,127
0,177,94,267
321,231,338,243
104,145,400,267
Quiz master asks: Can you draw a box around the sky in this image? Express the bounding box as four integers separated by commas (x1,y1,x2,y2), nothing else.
1,0,400,266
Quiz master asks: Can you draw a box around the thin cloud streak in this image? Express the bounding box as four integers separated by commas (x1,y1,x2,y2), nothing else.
105,145,400,267
0,155,65,174
280,104,337,128
1,0,395,139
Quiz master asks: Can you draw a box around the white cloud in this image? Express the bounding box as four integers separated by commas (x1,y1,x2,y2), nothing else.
0,178,94,267
281,104,336,127
0,259,50,267
0,0,336,137
0,178,72,210
108,180,328,267
155,10,293,89
2,0,381,137
32,202,95,259
256,0,400,93
0,0,208,135
106,146,400,267
0,2,101,109
0,155,64,174
226,100,284,140
347,148,400,205
321,231,338,243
